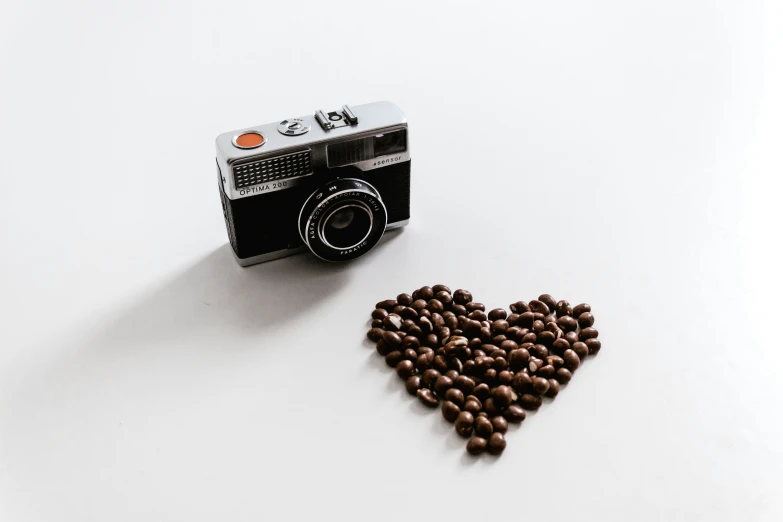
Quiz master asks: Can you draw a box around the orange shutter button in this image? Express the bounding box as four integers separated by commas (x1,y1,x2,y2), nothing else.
232,131,265,149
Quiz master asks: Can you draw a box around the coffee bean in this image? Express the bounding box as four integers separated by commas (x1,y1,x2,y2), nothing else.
579,327,599,341
376,299,398,311
444,387,465,407
392,305,405,315
425,333,439,348
408,325,423,338
556,316,577,333
486,432,506,455
572,303,591,318
443,368,459,380
453,289,473,305
586,338,602,354
367,328,384,342
372,308,389,320
522,332,537,344
491,415,508,434
508,348,530,372
462,359,477,375
491,319,509,333
463,319,482,338
555,368,572,384
371,319,383,328
538,294,557,311
427,299,444,314
385,350,403,368
434,375,454,397
396,293,413,306
417,286,434,300
499,340,517,352
519,394,542,410
376,339,392,356
544,314,557,324
563,349,580,371
492,385,514,409
417,388,440,408
399,319,414,332
464,398,483,416
382,315,403,331
503,404,527,423
555,300,571,317
492,335,507,346
529,357,544,373
466,303,485,314
435,291,453,307
483,368,498,386
517,312,535,328
479,327,493,342
416,351,434,371
511,371,532,393
404,348,418,361
444,315,459,330
546,379,560,398
396,360,415,379
532,320,545,334
467,436,487,455
577,312,595,328
412,300,428,313
532,376,550,395
565,331,579,345
405,375,422,395
398,307,417,321
468,310,487,322
537,330,556,347
382,331,402,347
418,316,433,334
551,338,570,355
510,300,531,313
529,300,550,315
546,355,564,368
449,375,473,395
451,304,468,317
571,341,589,359
475,416,494,438
403,336,420,349
491,358,507,372
483,397,500,415
455,411,475,437
537,364,555,378
483,308,504,322
472,383,491,401
432,284,451,294
498,370,514,385
533,312,546,322
530,344,549,359
422,369,441,388
442,400,461,422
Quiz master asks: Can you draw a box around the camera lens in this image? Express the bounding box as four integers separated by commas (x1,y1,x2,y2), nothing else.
299,179,388,262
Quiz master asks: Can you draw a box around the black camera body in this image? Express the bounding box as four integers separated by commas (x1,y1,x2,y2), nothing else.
215,102,411,265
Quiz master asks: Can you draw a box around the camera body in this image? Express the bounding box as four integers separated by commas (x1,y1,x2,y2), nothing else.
215,101,411,266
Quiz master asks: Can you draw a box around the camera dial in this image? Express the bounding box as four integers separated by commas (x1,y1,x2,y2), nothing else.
298,179,387,262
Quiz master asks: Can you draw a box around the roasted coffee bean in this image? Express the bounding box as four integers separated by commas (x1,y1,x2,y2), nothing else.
453,289,473,305
403,336,421,349
551,338,570,355
408,325,423,338
376,339,392,356
466,302,486,313
451,304,468,317
487,308,507,321
508,348,530,372
519,393,542,410
458,346,472,360
468,310,487,322
464,398,483,417
417,388,440,408
442,400,461,422
555,300,571,317
400,307,418,320
579,327,599,341
546,379,560,398
546,355,565,369
475,415,494,438
563,349,580,371
499,340,518,353
451,375,474,395
491,415,508,434
466,436,487,455
483,398,500,416
572,341,589,359
522,332,537,344
537,364,555,378
486,432,506,455
517,311,535,328
427,299,445,313
397,293,413,306
444,315,459,330
537,330,556,347
488,348,506,360
383,314,403,331
538,294,557,312
448,357,464,374
577,312,595,328
417,286,434,300
425,333,439,348
462,359,477,375
382,330,402,346
506,326,522,338
405,375,422,396
436,325,451,340
463,319,482,338
434,291,453,306
492,357,508,371
367,328,384,342
417,346,434,356
372,308,389,320
507,313,521,327
385,350,403,368
432,284,451,294
472,383,491,401
435,347,447,357
529,299,550,315
533,312,546,322
572,303,591,318
509,300,530,314
455,412,475,437
444,387,465,407
416,351,434,371
555,367,572,384
492,335,507,345
434,375,454,397
479,327,493,342
530,344,549,359
529,357,544,372
422,369,441,388
532,376,550,395
419,316,433,334
511,371,532,393
404,348,418,361
371,319,384,328
491,319,509,333
376,299,398,311
532,320,545,334
392,305,405,315
565,331,579,345
396,360,415,379
444,336,468,354
492,385,514,409
411,299,428,312
545,321,563,335
586,338,602,354
483,368,498,386
400,319,415,332
503,404,527,423
498,370,514,385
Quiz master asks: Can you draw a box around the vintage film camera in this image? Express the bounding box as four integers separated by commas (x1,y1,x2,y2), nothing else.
215,101,411,266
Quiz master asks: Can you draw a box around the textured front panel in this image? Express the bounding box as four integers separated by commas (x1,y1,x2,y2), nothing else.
232,150,312,189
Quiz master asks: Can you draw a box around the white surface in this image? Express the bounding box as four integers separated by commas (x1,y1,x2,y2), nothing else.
1,1,782,521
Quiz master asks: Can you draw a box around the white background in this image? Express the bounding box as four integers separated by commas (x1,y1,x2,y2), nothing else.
1,1,782,521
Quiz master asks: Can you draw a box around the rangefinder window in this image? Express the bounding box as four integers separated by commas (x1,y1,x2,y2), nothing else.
373,129,407,158
327,138,373,167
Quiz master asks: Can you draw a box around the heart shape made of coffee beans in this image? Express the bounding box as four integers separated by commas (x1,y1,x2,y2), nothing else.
366,286,601,457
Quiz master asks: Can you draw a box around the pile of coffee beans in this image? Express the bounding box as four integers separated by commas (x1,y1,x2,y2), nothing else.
366,286,601,457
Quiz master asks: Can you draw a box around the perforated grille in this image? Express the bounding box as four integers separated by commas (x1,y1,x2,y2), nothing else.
233,150,312,189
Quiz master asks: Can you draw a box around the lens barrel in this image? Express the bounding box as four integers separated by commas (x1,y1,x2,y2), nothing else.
298,179,388,261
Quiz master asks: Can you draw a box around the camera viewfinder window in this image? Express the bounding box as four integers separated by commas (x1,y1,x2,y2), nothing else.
373,130,407,158
327,138,373,167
